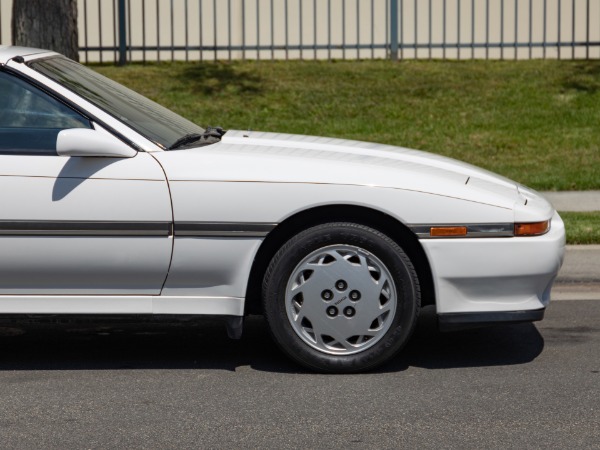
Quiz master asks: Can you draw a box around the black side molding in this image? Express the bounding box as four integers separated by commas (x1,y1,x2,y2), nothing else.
438,308,545,332
174,222,276,238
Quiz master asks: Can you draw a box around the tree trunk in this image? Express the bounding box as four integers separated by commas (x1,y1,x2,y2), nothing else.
12,0,79,61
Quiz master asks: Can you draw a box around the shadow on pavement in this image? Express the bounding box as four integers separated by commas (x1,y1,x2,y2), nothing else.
0,307,544,374
388,306,545,372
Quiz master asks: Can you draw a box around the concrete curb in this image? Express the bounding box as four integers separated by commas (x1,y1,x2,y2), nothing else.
556,245,600,283
552,283,600,301
541,189,599,299
553,245,600,300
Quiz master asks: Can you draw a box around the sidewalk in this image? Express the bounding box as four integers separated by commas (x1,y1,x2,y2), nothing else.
541,191,600,212
538,191,599,299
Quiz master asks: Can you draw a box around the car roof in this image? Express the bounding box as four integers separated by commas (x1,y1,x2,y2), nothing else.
0,45,56,65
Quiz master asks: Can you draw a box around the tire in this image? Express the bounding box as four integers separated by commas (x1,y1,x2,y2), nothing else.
262,222,420,373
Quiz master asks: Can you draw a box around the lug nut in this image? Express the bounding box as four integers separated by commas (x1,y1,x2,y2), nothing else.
349,290,361,301
343,306,356,318
326,306,338,317
321,289,333,301
336,280,347,291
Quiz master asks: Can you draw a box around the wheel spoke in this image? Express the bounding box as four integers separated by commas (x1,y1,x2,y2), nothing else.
285,244,398,356
322,327,353,351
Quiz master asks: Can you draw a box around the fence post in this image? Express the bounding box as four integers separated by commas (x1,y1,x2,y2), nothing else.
390,0,399,60
118,0,127,65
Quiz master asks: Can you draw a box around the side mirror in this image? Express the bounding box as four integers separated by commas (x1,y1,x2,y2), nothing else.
56,129,137,158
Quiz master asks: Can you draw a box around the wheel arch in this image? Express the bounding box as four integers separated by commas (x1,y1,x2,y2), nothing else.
244,204,436,315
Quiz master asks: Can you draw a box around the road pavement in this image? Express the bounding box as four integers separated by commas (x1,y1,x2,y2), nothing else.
0,235,597,448
0,299,598,449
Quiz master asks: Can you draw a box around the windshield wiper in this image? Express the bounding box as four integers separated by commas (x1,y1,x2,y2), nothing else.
168,133,202,150
168,127,226,150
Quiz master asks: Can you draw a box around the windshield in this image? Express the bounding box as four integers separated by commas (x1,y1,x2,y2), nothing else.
30,56,205,149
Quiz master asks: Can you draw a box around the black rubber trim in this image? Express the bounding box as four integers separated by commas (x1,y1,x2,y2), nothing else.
0,220,276,238
438,308,545,332
0,221,171,236
175,222,276,237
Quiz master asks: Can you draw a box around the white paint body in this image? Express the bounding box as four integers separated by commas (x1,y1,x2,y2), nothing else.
0,46,565,319
56,128,137,158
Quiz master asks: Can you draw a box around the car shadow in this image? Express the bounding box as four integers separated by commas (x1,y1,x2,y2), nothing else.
0,308,544,374
52,156,123,201
383,306,545,372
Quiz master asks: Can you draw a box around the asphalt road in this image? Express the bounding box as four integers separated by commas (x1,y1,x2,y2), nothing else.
0,300,598,449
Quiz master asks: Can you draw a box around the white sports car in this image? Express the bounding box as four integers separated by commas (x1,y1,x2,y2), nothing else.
0,46,564,372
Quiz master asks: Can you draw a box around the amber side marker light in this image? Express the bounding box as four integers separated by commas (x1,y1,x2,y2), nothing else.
430,226,468,237
514,220,550,236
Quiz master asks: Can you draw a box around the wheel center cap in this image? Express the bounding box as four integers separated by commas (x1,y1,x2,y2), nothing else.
334,295,347,305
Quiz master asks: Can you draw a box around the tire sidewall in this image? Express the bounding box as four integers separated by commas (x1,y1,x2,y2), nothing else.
263,223,420,373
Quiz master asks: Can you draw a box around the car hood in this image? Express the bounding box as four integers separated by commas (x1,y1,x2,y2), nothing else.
157,130,533,210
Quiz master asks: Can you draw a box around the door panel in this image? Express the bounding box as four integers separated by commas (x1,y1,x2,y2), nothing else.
0,154,170,219
0,236,171,295
0,67,172,295
0,153,173,295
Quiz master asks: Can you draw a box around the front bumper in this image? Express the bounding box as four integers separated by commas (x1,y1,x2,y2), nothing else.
421,211,565,316
438,308,545,331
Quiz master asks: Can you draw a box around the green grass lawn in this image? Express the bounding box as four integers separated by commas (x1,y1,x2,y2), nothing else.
560,212,600,245
94,59,599,191
93,60,600,244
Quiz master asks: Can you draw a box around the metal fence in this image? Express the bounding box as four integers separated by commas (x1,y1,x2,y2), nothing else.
1,0,599,63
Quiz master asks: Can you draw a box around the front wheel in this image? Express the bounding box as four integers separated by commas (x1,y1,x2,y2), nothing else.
262,222,420,373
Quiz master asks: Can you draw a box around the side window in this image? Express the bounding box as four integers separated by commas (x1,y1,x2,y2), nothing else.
0,71,91,155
